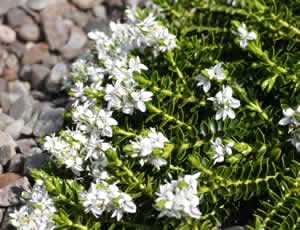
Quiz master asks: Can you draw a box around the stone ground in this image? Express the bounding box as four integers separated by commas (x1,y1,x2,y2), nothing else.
0,0,149,228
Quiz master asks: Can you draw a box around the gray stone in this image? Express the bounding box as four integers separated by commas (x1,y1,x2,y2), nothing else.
0,208,4,226
30,64,50,89
0,112,14,131
46,62,68,92
0,25,16,44
64,10,89,27
18,23,40,41
0,164,3,174
41,53,58,67
0,92,20,113
107,0,123,7
7,154,25,174
4,120,25,140
7,41,26,58
60,26,87,59
33,106,65,137
0,175,30,206
22,43,49,65
9,96,33,123
16,138,37,155
0,132,16,166
8,80,30,96
41,0,72,18
72,0,97,9
24,147,50,175
5,54,19,72
21,102,41,135
27,0,49,10
83,18,110,34
0,207,15,230
19,65,32,81
93,5,107,19
0,78,8,92
7,8,29,27
42,15,70,50
0,0,27,16
0,145,14,166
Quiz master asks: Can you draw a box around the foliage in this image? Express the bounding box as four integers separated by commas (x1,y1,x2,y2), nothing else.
10,0,300,229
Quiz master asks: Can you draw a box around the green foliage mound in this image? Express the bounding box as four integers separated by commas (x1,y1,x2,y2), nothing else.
11,0,300,229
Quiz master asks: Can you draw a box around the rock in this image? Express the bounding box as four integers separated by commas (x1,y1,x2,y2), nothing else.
41,53,58,67
16,138,37,155
24,147,50,175
72,0,97,9
0,25,16,44
64,10,89,27
0,112,15,131
42,15,70,50
5,54,19,72
0,79,8,92
0,175,30,206
2,68,18,81
7,154,25,174
83,18,110,34
19,65,32,81
27,0,49,10
0,92,20,113
46,62,68,92
22,43,49,65
33,106,65,137
9,96,33,122
93,4,107,19
4,120,25,140
60,26,87,59
7,8,30,27
0,132,17,166
21,102,41,135
8,80,30,96
18,23,40,41
7,41,26,58
0,207,15,230
107,0,123,7
0,0,27,16
0,164,2,174
30,64,50,89
41,0,72,18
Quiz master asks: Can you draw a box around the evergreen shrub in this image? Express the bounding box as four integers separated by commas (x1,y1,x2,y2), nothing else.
10,0,300,229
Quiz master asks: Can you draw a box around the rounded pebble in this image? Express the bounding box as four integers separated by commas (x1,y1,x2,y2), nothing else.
27,0,49,10
0,25,16,44
18,24,40,42
72,0,97,9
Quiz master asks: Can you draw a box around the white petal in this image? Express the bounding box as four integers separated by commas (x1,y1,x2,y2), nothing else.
279,118,290,126
203,80,211,93
216,109,223,120
137,101,146,112
240,39,248,48
283,108,295,117
247,32,257,40
216,73,226,80
227,109,236,119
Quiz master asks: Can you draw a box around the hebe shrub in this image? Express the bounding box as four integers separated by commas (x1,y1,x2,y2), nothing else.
10,0,299,229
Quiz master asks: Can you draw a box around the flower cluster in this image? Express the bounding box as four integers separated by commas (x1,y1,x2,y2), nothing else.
80,181,136,221
195,63,227,93
210,137,234,164
155,173,202,219
128,128,169,169
279,106,300,152
9,180,56,230
208,85,240,120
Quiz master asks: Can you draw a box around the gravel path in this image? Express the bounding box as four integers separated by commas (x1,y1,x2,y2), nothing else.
0,0,149,228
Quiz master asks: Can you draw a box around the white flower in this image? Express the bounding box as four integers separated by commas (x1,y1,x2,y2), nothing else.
129,56,148,73
233,22,257,48
208,85,240,120
279,108,298,126
206,63,227,80
131,89,153,112
210,138,234,163
155,173,201,219
195,74,211,93
95,110,118,137
148,128,169,148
